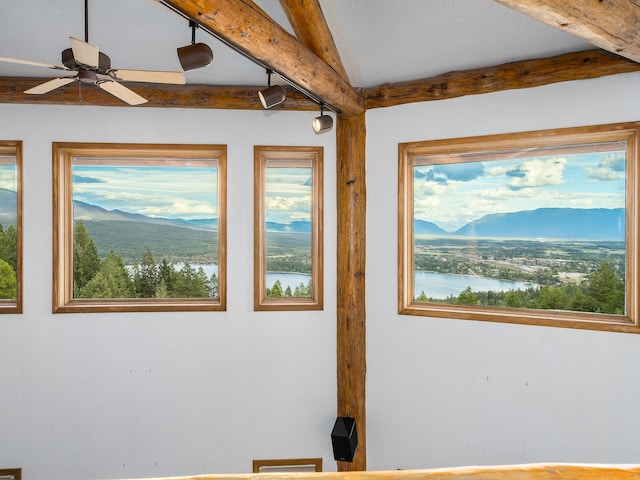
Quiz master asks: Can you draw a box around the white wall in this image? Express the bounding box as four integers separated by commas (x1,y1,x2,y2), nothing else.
0,105,337,480
5,72,640,480
366,72,640,470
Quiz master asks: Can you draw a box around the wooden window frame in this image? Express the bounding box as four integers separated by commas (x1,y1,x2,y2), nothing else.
254,146,324,311
0,141,22,314
53,142,226,313
0,469,21,480
398,122,640,333
253,458,322,473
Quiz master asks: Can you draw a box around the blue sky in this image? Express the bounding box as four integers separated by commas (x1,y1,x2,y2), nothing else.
414,150,626,231
265,166,312,224
73,164,218,220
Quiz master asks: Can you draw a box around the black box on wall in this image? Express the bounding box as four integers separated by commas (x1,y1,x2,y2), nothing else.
331,416,358,462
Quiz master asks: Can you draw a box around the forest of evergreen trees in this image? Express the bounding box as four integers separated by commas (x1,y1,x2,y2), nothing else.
1,219,626,311
416,260,625,315
73,221,218,299
266,278,312,298
0,223,17,299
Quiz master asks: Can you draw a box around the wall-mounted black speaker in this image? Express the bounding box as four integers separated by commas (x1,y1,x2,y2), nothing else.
331,416,358,462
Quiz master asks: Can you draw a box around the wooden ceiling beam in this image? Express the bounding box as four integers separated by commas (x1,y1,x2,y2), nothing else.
162,0,364,116
492,0,640,63
279,0,350,84
0,77,319,109
363,49,640,109
1,49,636,110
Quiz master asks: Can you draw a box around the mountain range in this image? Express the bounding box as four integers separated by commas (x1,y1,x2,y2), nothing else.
73,201,310,232
416,207,625,240
73,200,218,231
0,189,625,240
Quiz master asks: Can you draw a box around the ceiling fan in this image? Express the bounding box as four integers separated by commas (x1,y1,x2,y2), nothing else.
0,0,185,105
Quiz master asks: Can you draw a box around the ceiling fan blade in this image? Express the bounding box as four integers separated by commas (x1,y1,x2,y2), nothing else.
24,77,77,95
70,36,99,68
0,55,69,71
108,69,185,85
98,80,147,105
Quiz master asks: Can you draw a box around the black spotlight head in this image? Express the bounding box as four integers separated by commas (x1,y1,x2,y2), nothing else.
312,114,333,134
258,84,286,109
177,42,213,71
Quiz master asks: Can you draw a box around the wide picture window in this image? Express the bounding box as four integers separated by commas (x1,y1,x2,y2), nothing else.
399,123,640,333
53,142,226,313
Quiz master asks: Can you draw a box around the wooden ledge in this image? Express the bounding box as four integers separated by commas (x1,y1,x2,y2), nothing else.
112,463,640,480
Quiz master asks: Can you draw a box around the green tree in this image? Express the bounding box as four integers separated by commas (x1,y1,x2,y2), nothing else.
456,286,478,305
73,220,100,293
267,279,284,297
504,290,524,308
158,258,177,295
415,290,428,302
172,262,209,298
587,261,625,314
568,288,600,313
209,272,219,298
0,259,16,299
155,279,169,298
294,280,312,297
0,224,17,272
535,285,568,310
78,252,134,298
133,248,159,298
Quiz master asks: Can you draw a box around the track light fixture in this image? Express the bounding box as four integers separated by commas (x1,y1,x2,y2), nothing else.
177,20,213,71
312,103,333,134
258,70,286,109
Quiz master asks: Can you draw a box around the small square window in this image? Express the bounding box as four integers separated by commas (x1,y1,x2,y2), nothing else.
53,142,226,313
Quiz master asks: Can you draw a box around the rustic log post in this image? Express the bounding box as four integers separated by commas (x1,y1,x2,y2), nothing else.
336,112,367,471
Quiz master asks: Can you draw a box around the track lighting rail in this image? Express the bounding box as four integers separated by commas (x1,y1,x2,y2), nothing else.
154,0,340,114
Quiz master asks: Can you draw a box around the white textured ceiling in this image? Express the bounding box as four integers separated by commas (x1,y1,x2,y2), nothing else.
0,0,593,90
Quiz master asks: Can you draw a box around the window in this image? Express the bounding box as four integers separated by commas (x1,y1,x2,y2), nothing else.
0,469,21,480
0,141,22,314
254,146,323,310
253,458,322,473
53,142,226,313
399,122,640,333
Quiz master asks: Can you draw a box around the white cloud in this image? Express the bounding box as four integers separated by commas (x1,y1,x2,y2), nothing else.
585,167,621,181
486,166,509,177
508,157,567,188
601,152,626,172
0,168,16,190
265,195,311,222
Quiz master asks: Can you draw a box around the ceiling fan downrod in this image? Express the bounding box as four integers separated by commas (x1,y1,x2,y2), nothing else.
84,0,89,42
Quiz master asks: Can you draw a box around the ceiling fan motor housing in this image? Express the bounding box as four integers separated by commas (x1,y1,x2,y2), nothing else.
61,47,111,73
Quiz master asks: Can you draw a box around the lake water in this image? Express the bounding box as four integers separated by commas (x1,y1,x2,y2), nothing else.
266,272,312,290
415,271,536,299
175,264,311,291
170,264,532,299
